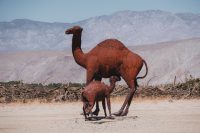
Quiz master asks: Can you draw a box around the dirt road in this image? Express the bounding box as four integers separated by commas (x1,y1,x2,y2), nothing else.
0,99,200,133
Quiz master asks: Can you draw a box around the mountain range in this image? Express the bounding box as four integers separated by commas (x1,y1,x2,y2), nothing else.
0,10,200,85
0,10,200,52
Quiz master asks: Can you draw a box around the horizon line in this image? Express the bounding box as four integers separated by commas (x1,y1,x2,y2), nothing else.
1,9,199,23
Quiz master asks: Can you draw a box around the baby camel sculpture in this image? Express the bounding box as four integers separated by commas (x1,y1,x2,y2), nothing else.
65,26,148,116
82,76,120,120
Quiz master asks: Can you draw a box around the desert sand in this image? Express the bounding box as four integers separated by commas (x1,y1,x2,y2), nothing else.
0,99,200,133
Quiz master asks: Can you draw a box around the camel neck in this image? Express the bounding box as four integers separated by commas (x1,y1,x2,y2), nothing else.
72,33,86,68
72,34,81,51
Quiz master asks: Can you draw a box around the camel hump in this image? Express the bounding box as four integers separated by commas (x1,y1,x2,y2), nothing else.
97,39,127,50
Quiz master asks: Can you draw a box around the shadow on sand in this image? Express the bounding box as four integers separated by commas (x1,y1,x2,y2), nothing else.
87,115,138,124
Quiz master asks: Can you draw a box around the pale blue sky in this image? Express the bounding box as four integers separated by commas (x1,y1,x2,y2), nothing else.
0,0,200,23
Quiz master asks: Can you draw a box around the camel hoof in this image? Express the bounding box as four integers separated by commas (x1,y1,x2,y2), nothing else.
92,110,99,116
105,116,115,119
121,111,128,116
112,111,123,116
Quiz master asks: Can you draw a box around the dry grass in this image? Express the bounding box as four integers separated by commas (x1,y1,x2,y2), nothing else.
0,78,199,103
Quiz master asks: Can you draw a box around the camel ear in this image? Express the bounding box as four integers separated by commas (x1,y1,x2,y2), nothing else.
80,28,83,32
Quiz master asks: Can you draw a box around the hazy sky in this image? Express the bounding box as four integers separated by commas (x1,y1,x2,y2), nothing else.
0,0,200,23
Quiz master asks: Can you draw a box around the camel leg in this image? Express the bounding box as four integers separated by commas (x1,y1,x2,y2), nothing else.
102,98,107,117
121,79,137,116
106,96,114,119
86,70,94,85
112,91,132,116
92,76,102,116
121,88,136,116
83,104,87,120
92,101,100,116
113,79,135,116
121,79,138,116
86,69,99,117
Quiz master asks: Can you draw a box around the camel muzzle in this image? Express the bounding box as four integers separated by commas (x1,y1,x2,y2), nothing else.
65,30,70,34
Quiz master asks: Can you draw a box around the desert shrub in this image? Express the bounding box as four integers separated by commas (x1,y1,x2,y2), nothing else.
0,78,199,103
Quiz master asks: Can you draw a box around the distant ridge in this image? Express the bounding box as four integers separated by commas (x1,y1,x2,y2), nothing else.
0,38,199,85
0,10,200,52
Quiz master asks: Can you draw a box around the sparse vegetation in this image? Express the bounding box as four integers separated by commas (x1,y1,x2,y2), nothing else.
0,78,199,103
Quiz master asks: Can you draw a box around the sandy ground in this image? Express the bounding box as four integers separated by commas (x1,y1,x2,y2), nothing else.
0,99,200,133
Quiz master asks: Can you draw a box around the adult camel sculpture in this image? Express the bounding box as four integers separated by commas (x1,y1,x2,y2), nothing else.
65,26,148,116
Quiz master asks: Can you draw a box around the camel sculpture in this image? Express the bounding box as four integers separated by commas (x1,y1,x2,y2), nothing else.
82,76,120,120
65,26,148,116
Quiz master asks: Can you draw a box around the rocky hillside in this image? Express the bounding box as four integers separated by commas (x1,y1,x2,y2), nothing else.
0,38,199,85
0,10,200,52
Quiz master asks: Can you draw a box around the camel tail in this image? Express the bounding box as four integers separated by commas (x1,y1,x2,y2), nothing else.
137,59,148,80
135,60,148,87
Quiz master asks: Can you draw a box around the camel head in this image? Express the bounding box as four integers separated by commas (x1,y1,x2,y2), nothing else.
83,102,91,115
65,26,83,35
109,76,121,83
